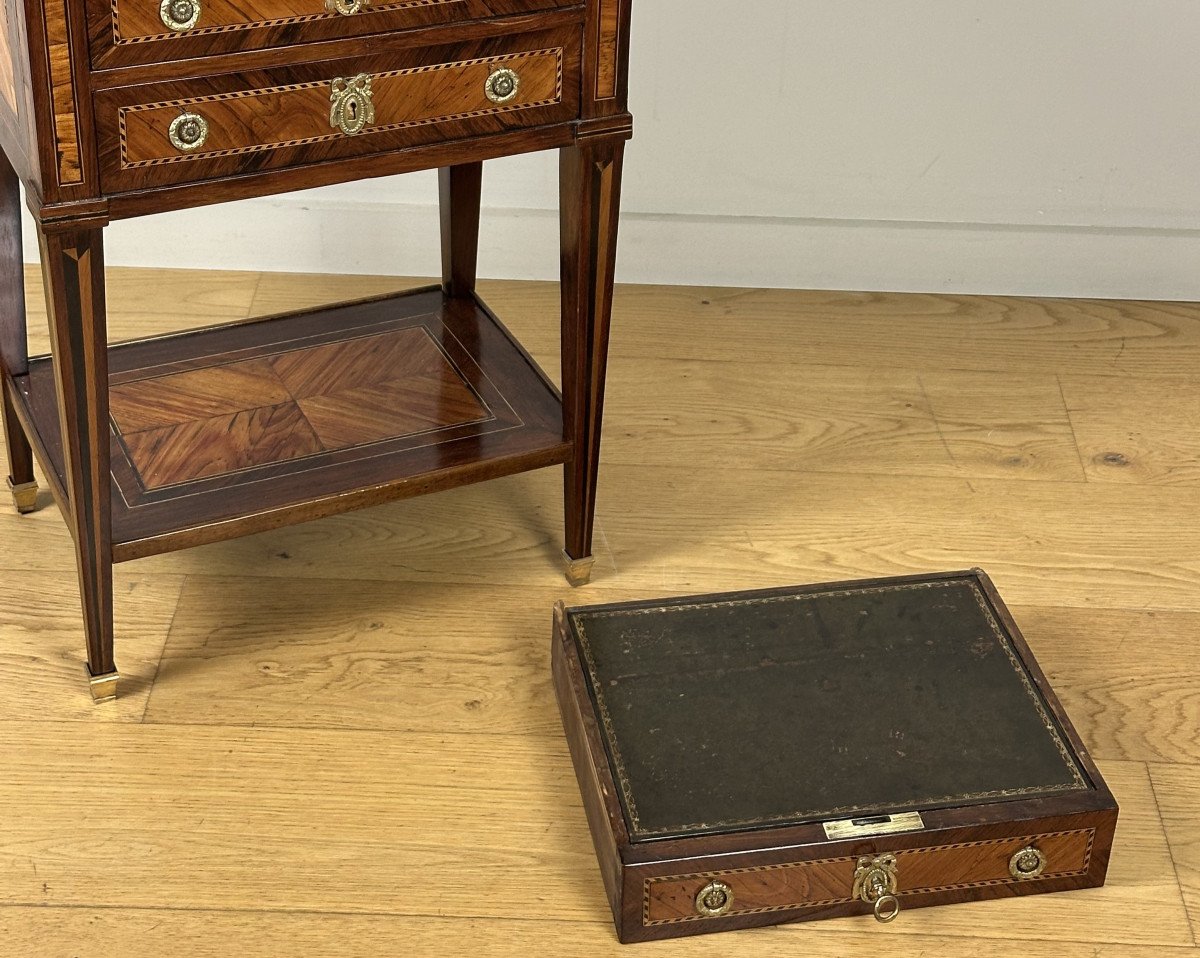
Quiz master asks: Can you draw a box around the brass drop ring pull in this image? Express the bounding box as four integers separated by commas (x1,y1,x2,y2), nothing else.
853,853,901,924
168,112,209,152
874,894,900,922
160,0,200,31
485,67,521,104
324,0,364,15
1009,845,1048,880
693,879,734,918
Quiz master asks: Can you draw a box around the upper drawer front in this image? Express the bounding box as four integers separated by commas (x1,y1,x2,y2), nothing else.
95,28,579,193
88,0,580,67
643,828,1096,927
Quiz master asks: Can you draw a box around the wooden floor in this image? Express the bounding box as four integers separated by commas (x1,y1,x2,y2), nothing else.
2,267,1199,956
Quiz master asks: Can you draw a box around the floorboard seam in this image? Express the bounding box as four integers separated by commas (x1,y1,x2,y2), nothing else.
139,575,190,724
1146,762,1198,945
1055,374,1091,483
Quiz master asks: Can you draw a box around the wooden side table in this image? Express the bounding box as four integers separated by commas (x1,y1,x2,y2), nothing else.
0,0,633,700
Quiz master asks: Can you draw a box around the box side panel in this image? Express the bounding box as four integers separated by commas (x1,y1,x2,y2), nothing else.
551,607,629,934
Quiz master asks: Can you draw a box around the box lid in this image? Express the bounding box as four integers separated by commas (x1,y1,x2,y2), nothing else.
564,571,1092,843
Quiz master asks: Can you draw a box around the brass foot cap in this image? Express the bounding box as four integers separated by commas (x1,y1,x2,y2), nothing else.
562,550,596,587
7,477,38,514
86,667,120,703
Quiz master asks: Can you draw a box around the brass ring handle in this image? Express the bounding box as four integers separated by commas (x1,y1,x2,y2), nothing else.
693,879,734,918
1009,845,1048,880
159,0,201,31
853,854,902,923
484,67,521,104
874,894,900,923
329,74,376,136
324,0,364,14
168,112,209,152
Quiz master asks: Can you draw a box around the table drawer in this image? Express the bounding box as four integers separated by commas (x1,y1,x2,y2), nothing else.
643,828,1096,927
94,28,579,193
87,0,580,68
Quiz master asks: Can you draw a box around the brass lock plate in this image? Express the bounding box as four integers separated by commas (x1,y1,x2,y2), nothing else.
824,810,925,840
329,74,376,135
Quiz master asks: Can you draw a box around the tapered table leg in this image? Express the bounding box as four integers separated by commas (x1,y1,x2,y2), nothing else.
0,150,36,514
439,162,483,299
39,224,118,702
559,139,624,586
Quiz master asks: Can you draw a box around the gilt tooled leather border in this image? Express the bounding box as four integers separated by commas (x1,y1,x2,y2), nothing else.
641,827,1097,926
116,47,564,169
571,578,1089,841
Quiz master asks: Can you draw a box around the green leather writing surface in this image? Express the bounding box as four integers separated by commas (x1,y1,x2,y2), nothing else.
568,576,1089,842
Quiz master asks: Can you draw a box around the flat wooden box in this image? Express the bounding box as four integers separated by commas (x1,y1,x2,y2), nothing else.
552,569,1118,943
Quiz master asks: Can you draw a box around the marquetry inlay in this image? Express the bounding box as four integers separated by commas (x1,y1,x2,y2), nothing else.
44,0,82,183
109,0,462,45
109,326,490,489
116,47,565,169
595,0,619,99
0,0,17,112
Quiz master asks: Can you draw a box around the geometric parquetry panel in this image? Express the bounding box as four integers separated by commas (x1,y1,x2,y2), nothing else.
110,326,488,489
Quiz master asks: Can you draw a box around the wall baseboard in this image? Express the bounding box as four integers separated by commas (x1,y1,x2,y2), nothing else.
21,197,1200,301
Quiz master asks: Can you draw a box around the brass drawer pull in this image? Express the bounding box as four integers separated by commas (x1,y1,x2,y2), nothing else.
1009,845,1048,880
324,0,364,14
329,74,375,135
693,879,733,918
159,0,200,31
485,67,520,104
853,854,901,923
168,112,209,152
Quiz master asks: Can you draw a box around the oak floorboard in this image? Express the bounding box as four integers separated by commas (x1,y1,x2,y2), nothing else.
0,909,1195,958
6,460,1190,609
601,360,961,478
594,285,1200,378
1061,374,1200,485
0,725,1185,947
1015,606,1200,766
0,569,185,723
919,370,1087,481
1150,763,1200,940
140,576,636,733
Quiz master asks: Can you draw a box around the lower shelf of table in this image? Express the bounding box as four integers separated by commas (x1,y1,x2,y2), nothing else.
13,286,570,561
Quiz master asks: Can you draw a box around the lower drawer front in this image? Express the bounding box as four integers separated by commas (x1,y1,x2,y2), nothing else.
644,828,1095,926
95,28,579,192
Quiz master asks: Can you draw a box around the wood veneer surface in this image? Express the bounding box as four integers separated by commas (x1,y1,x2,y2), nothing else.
13,285,567,556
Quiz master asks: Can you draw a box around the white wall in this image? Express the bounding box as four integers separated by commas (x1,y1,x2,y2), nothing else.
23,0,1200,296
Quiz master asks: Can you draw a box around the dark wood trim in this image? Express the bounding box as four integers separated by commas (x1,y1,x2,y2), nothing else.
559,136,622,565
439,161,483,298
104,122,578,221
0,148,34,489
39,223,115,676
5,371,69,510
